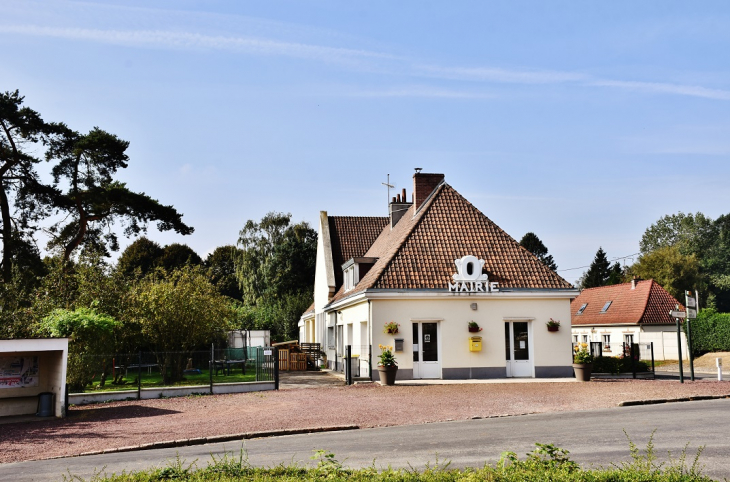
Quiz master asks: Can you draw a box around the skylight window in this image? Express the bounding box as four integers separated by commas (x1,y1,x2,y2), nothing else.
600,301,612,313
576,303,588,315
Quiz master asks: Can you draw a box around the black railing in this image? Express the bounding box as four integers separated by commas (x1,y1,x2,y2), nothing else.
69,344,277,395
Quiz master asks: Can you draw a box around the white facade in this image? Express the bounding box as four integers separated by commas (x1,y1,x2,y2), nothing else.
571,324,689,361
324,291,575,380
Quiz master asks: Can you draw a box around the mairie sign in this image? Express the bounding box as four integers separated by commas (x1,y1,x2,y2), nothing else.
448,255,499,293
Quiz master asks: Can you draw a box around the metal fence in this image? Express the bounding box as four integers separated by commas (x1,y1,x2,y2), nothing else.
572,341,655,378
69,345,277,394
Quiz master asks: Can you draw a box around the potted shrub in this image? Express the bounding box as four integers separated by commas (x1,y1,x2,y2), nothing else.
377,344,398,385
572,343,594,382
383,321,400,334
546,318,561,332
468,321,482,333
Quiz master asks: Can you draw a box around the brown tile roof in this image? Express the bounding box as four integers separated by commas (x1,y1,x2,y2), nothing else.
328,216,388,290
328,183,572,305
302,301,315,317
570,280,684,326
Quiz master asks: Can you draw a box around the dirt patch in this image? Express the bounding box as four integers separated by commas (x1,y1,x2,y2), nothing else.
657,352,730,374
1,379,728,463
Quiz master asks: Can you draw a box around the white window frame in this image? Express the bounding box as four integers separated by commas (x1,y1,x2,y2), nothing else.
602,334,611,351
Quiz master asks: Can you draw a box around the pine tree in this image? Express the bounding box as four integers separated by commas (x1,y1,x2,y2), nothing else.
581,247,612,288
519,232,558,271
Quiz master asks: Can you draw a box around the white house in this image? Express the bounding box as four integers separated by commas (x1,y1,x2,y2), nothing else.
571,279,689,361
301,172,579,381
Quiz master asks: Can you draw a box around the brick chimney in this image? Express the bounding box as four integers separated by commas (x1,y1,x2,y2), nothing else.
413,172,445,211
389,187,412,228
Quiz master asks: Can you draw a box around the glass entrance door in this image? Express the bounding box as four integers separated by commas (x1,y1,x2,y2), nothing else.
505,321,533,377
412,322,441,379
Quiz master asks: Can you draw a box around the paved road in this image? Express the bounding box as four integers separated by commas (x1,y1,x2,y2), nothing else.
2,399,729,481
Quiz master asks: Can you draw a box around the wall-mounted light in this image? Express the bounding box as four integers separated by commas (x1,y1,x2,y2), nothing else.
470,303,478,311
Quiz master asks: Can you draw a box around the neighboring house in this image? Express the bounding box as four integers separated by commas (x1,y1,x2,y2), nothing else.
300,171,578,381
570,279,688,361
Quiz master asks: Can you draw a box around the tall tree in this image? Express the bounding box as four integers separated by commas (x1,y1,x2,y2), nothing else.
0,90,57,282
116,236,164,277
156,243,202,272
236,212,316,339
519,232,558,271
640,211,730,311
630,245,701,301
129,266,233,383
236,212,316,305
46,126,193,261
640,212,716,257
206,245,244,300
580,247,623,289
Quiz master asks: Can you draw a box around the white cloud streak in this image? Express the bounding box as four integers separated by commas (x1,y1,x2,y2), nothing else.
3,23,730,101
0,24,399,66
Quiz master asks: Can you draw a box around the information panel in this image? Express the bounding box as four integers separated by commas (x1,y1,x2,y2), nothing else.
0,356,39,388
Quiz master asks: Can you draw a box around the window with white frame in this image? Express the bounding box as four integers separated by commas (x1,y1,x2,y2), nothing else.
602,334,611,350
582,334,589,343
572,335,579,343
344,266,355,291
624,334,633,345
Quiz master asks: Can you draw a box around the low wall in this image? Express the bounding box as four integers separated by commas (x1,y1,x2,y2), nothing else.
69,381,276,406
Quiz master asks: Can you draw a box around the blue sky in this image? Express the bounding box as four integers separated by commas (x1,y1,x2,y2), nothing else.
3,1,729,284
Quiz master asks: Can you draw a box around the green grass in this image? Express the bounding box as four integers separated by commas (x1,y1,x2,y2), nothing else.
64,433,714,482
80,368,257,393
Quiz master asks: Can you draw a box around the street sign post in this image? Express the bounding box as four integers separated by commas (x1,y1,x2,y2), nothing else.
672,305,684,383
685,291,697,380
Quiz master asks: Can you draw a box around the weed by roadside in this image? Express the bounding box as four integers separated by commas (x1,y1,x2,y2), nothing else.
63,434,715,482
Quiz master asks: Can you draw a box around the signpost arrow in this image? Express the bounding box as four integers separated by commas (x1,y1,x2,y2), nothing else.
670,310,686,318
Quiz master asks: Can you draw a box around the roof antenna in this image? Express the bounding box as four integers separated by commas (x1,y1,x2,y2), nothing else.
381,174,394,215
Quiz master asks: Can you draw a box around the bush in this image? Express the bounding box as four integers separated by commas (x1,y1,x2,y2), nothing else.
686,308,730,357
593,356,649,374
41,308,119,391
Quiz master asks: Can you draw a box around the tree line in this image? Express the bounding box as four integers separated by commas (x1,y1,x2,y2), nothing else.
1,90,316,388
519,212,730,312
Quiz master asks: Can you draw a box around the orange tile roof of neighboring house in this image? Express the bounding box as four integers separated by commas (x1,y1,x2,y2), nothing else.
328,216,388,290
327,182,572,305
302,301,315,316
570,279,684,326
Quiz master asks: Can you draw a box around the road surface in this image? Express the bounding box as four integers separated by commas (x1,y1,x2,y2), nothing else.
1,398,728,481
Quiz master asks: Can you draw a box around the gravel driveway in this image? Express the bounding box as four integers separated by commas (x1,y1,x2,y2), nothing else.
1,378,728,463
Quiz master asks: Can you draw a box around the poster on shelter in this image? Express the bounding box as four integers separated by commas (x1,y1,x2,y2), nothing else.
0,356,39,388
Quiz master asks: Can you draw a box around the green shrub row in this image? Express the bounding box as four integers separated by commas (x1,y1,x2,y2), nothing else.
686,309,730,357
593,356,650,374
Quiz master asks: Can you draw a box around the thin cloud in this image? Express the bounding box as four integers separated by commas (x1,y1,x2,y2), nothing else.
589,79,730,101
3,23,729,102
416,64,588,84
0,24,399,66
353,86,496,99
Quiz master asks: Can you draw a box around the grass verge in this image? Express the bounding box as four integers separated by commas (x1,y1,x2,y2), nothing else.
63,432,714,481
78,369,257,393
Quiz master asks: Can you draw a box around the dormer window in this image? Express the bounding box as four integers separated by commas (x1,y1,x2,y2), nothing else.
342,257,378,293
600,301,612,313
576,303,588,315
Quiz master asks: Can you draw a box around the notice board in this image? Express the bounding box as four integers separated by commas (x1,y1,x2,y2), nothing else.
0,356,39,388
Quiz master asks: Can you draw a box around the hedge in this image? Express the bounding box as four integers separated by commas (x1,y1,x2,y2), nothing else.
686,308,730,357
